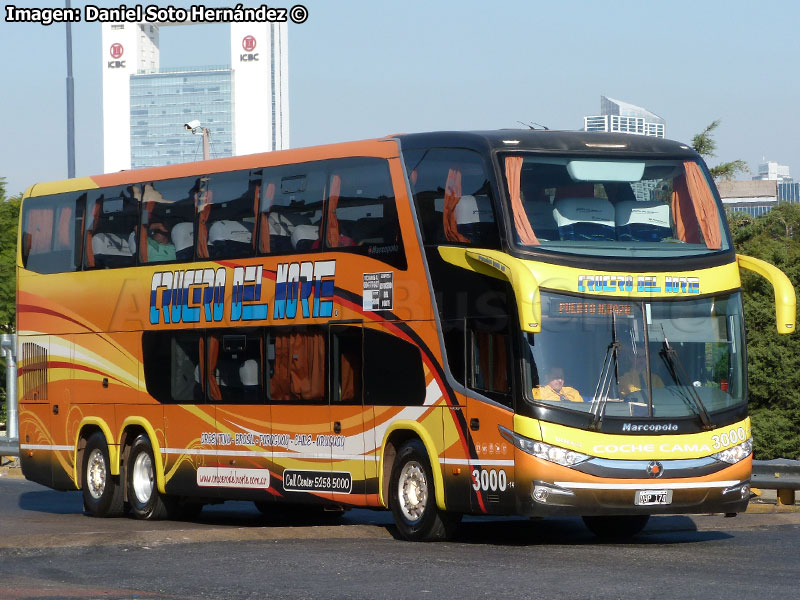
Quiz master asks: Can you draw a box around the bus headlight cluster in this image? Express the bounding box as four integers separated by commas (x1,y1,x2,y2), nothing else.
712,437,753,464
516,436,589,467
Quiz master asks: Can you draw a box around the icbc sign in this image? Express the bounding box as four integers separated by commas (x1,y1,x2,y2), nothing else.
108,43,126,69
240,35,259,62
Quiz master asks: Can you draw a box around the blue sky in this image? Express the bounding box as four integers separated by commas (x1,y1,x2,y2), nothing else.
2,0,799,196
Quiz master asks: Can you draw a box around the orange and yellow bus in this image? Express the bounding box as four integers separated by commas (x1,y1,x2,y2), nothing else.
17,130,795,540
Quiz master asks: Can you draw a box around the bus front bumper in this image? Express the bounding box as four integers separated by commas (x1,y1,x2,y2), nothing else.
520,478,751,517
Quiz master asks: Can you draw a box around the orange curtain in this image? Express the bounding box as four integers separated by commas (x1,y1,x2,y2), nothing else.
206,336,221,402
140,200,156,263
684,161,722,250
259,182,276,254
290,332,325,401
505,156,538,245
326,175,342,248
25,208,54,254
671,174,700,244
443,168,470,243
55,206,73,250
270,334,291,401
198,337,206,398
251,183,260,251
196,188,212,259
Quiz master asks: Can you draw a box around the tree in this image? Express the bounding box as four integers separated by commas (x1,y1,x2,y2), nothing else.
0,177,21,425
727,203,800,459
692,120,749,181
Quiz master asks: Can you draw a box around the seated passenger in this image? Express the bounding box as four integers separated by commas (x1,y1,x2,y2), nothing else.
147,220,176,262
532,367,583,402
618,352,664,397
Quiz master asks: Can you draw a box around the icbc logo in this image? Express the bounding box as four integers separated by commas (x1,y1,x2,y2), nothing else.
110,43,124,59
242,36,257,52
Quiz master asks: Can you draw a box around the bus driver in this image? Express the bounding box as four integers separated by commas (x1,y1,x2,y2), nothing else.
533,366,583,402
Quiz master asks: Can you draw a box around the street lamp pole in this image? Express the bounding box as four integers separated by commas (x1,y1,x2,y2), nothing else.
65,0,76,178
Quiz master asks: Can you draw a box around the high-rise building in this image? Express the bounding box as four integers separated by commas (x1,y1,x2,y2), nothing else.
752,160,792,183
584,96,665,138
101,22,288,172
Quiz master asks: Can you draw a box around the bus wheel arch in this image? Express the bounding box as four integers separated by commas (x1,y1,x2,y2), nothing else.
80,429,124,517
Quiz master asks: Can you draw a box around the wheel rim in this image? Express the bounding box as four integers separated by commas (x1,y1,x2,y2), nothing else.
398,461,428,522
86,448,107,500
132,451,154,505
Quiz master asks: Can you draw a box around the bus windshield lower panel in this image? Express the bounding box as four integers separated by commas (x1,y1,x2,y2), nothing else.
520,292,745,421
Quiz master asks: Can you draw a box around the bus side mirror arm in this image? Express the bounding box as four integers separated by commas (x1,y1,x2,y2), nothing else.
438,247,541,334
737,254,796,334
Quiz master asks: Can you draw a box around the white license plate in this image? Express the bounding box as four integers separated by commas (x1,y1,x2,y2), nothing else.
635,489,673,505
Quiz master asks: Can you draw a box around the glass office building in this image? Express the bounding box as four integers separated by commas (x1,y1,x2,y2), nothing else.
584,96,665,138
130,67,234,169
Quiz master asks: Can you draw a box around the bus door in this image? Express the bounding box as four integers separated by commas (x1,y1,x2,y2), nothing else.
466,319,515,514
153,331,217,498
267,326,334,505
208,330,273,501
330,324,367,505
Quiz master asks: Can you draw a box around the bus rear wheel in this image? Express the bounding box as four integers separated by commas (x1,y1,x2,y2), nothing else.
389,439,459,542
582,514,650,539
82,432,124,517
126,434,174,520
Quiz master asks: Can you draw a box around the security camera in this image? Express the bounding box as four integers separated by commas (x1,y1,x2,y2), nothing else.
184,120,201,131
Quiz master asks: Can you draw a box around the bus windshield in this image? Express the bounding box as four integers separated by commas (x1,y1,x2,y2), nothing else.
521,292,745,420
500,155,730,257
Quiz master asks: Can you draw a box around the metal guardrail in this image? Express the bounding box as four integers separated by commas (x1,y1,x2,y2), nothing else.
751,459,800,490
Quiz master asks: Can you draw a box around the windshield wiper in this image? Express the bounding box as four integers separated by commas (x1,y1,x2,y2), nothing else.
589,314,620,431
658,335,714,430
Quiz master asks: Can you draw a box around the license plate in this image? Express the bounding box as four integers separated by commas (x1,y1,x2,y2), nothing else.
635,489,673,505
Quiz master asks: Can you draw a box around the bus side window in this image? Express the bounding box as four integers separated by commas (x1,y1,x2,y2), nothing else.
206,331,263,404
22,192,85,274
331,326,363,405
321,158,407,269
468,320,512,407
84,188,137,269
257,167,326,255
267,327,326,403
142,331,203,403
134,177,199,264
403,148,501,249
202,170,260,260
363,328,426,406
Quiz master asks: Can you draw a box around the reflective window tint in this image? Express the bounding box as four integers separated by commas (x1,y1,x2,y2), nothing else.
202,170,261,260
258,165,326,254
136,177,201,264
21,193,85,274
142,331,203,404
404,148,500,248
323,158,406,269
363,328,425,406
84,187,137,269
331,326,363,405
206,331,263,404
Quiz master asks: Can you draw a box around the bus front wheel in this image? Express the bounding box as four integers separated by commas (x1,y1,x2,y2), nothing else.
82,432,124,517
389,439,459,542
126,434,174,520
582,514,650,539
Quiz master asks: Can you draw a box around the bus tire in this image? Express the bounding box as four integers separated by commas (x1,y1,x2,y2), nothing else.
582,514,650,539
389,439,459,542
126,434,174,520
82,432,124,517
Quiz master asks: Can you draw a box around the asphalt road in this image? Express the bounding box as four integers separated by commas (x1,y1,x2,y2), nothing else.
1,475,799,600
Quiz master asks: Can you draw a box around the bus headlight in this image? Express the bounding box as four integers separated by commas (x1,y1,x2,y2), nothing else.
712,437,753,464
499,426,589,467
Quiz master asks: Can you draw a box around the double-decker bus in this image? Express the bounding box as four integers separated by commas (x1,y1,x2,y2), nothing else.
17,131,795,541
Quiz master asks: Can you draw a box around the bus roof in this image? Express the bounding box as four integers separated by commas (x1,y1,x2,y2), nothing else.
394,130,700,158
24,130,699,198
